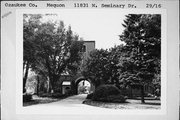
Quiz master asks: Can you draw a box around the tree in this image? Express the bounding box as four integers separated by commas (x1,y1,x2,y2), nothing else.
118,14,161,103
23,14,42,93
82,49,111,88
23,14,83,93
107,45,124,87
34,22,83,93
82,46,125,88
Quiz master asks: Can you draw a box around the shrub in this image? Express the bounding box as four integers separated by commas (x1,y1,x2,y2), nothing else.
86,93,94,99
39,93,51,97
23,94,32,102
92,84,123,101
105,94,126,103
51,93,65,98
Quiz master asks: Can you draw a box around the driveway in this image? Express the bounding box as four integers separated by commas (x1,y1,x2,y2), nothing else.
44,94,88,106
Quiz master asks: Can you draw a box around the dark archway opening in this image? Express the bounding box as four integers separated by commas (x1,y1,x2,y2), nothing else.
77,80,91,94
73,77,95,95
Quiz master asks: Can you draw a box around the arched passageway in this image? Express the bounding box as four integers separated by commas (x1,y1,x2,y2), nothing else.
77,80,91,94
72,77,95,95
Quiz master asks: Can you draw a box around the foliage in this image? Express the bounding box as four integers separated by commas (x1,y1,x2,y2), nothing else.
82,14,161,103
91,85,126,103
23,94,32,102
86,93,94,99
92,85,120,100
118,14,161,83
39,93,66,98
102,94,126,103
23,14,83,93
82,49,111,87
118,14,161,103
23,14,43,92
82,46,125,88
106,45,125,86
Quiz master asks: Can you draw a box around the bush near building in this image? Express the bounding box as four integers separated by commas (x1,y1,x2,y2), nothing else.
86,93,94,99
90,85,126,103
23,94,32,102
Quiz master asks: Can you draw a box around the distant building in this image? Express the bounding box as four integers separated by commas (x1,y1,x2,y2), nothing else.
81,41,95,64
61,41,95,95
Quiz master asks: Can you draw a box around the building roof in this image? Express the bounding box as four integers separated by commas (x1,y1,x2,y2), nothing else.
62,81,71,85
83,41,95,43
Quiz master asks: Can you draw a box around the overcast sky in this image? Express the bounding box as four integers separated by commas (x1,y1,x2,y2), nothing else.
44,9,127,49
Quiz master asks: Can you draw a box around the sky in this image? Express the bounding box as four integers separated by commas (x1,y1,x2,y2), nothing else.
43,9,127,49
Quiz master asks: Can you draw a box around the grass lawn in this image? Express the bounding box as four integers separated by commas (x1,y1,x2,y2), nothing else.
23,95,67,106
83,99,161,109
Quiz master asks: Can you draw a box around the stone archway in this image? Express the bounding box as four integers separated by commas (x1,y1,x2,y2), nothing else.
72,77,95,95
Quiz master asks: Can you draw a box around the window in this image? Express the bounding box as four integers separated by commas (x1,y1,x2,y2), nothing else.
81,45,86,52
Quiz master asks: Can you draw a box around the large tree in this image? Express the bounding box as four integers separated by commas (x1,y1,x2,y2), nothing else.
82,49,111,88
118,14,161,103
106,45,124,87
23,14,83,93
23,14,42,93
82,46,124,88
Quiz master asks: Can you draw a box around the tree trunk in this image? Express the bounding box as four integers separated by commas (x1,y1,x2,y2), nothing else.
46,77,50,93
130,87,133,98
45,58,54,93
23,62,29,93
36,76,40,96
141,85,145,103
48,76,54,93
50,80,55,93
47,77,52,93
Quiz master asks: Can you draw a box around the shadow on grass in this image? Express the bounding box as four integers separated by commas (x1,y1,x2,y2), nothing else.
23,100,40,106
83,99,129,104
83,99,161,109
83,99,130,107
23,99,59,107
143,102,161,105
23,94,73,107
128,97,160,100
